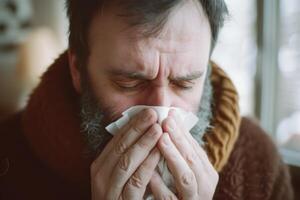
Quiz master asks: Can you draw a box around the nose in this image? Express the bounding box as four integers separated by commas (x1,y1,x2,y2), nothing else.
145,86,172,107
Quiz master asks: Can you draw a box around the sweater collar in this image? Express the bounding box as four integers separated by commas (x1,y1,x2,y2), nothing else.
22,52,240,186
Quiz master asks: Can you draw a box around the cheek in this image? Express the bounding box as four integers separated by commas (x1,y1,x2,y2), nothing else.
175,77,205,113
177,86,203,113
87,71,139,121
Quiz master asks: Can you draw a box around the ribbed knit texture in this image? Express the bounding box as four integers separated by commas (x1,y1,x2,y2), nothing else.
203,62,241,172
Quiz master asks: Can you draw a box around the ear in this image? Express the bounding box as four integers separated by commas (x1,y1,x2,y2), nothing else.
68,50,82,94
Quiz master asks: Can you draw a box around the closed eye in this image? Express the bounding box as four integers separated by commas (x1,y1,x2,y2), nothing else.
115,80,148,91
170,80,195,90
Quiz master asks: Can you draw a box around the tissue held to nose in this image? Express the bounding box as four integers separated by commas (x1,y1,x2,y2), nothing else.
105,105,199,199
106,105,199,135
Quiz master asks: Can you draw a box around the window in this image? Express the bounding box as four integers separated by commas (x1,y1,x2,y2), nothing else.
276,0,300,166
213,0,300,166
212,0,257,116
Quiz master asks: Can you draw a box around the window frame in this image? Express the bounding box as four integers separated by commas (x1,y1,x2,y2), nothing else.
256,0,300,167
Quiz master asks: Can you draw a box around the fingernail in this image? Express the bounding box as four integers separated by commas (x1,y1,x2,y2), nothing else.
141,109,152,122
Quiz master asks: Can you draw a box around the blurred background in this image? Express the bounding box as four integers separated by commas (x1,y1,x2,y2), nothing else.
0,0,299,196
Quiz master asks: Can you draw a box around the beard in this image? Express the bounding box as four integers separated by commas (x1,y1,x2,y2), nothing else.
79,65,213,158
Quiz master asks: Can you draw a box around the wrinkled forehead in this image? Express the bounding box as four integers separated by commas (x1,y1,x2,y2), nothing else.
88,0,211,54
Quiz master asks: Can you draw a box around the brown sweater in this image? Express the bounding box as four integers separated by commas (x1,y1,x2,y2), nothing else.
0,53,294,199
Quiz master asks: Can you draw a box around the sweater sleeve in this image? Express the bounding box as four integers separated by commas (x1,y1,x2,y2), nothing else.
214,117,294,200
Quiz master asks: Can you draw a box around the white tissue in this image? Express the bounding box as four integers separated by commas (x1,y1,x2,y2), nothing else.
105,105,199,199
105,105,199,135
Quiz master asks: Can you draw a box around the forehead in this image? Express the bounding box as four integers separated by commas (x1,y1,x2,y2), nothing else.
88,0,211,72
88,0,211,46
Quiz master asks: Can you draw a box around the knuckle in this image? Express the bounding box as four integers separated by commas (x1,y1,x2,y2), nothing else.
132,124,143,135
180,171,195,187
136,138,150,150
128,173,144,189
185,154,197,166
118,154,130,172
115,141,127,154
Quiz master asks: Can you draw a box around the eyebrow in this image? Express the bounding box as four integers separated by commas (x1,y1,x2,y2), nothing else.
106,68,204,81
171,71,204,81
106,69,149,80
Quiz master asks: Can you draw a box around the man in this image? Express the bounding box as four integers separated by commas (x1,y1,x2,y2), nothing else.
0,0,294,199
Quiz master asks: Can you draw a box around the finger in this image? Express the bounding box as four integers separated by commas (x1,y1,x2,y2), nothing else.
92,108,157,169
149,171,178,200
169,110,219,194
171,110,216,174
122,147,161,199
162,113,205,195
158,133,197,199
162,111,201,168
169,109,200,154
107,123,163,199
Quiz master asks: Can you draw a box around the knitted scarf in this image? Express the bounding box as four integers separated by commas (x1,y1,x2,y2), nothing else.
21,52,240,186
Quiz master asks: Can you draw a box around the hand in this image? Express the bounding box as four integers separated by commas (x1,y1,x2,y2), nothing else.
150,109,219,200
90,108,163,200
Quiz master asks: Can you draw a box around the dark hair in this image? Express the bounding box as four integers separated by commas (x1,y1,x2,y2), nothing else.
66,0,228,67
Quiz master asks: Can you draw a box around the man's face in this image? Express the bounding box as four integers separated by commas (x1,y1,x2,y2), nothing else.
78,1,211,125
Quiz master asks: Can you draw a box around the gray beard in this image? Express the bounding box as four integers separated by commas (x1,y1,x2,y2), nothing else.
79,65,213,157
